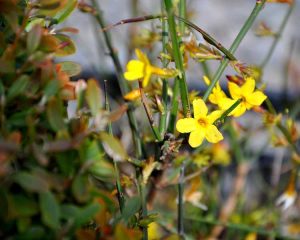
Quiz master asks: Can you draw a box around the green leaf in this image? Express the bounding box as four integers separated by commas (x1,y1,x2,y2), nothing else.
54,0,77,24
71,175,90,203
122,196,141,221
14,172,49,193
56,61,81,77
7,75,30,101
0,80,4,97
16,226,46,240
100,132,128,161
46,98,66,131
43,79,60,99
10,195,39,218
60,204,79,220
85,79,102,116
74,202,101,227
81,140,102,163
27,24,43,53
39,191,60,230
54,34,76,57
138,213,158,227
25,18,45,32
90,160,115,182
17,217,31,233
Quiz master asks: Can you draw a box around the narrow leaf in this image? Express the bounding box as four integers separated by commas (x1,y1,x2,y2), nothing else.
39,191,60,230
85,79,101,116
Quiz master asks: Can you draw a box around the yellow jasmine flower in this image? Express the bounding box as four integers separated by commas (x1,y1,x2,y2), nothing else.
124,49,178,87
219,77,267,117
176,99,223,148
203,76,227,105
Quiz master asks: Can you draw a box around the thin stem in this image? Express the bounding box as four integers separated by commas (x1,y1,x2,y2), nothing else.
101,14,163,32
201,62,212,79
104,80,125,213
260,3,294,68
178,0,186,36
138,82,162,141
175,16,237,61
159,0,169,137
164,0,190,117
203,0,267,102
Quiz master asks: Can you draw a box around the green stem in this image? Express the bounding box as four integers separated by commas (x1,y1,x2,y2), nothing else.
203,0,267,102
159,0,169,137
178,0,186,36
201,62,212,79
138,82,162,141
260,3,294,68
164,0,190,117
104,80,125,213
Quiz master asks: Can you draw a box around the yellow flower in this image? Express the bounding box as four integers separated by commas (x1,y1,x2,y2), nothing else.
219,77,267,117
176,99,223,148
124,49,178,87
203,76,227,105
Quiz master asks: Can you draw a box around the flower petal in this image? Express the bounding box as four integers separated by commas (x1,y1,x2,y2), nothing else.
207,110,223,124
124,60,144,80
246,90,267,106
193,99,207,119
142,68,152,87
205,125,223,143
135,48,150,65
241,77,255,95
126,60,144,72
232,103,247,117
228,81,242,99
203,75,211,85
188,129,205,148
176,118,197,133
124,71,143,81
218,97,236,112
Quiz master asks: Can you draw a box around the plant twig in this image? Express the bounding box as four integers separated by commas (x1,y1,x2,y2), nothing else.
174,16,237,61
101,14,163,32
164,0,190,118
138,82,162,141
104,80,125,213
159,1,169,138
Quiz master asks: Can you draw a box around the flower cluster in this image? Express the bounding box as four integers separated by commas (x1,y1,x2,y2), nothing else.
124,49,267,148
176,76,267,147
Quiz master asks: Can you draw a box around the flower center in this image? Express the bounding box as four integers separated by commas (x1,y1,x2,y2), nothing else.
198,118,208,127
